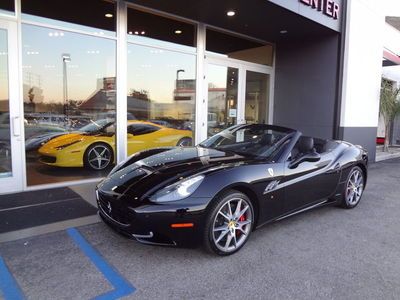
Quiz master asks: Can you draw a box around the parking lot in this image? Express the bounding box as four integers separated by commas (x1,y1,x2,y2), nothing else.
0,158,400,299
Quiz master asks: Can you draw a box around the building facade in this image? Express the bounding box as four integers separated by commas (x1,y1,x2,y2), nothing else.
0,0,388,195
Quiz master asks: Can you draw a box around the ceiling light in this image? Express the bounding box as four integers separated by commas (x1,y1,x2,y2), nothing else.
280,30,288,34
175,30,182,34
141,31,145,35
128,31,133,35
134,31,139,35
227,10,236,17
105,13,113,18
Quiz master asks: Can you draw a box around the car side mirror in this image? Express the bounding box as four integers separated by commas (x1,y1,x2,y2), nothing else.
288,151,321,169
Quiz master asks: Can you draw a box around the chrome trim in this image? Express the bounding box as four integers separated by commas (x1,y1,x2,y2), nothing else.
97,205,130,227
132,232,154,239
135,238,177,246
275,200,328,221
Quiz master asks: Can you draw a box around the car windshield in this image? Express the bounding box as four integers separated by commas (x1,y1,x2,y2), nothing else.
199,124,294,159
78,119,113,134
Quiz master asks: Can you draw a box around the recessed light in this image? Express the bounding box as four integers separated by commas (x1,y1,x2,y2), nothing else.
227,10,236,17
280,30,288,34
175,30,182,34
128,31,133,35
105,13,113,18
134,31,139,35
141,31,145,35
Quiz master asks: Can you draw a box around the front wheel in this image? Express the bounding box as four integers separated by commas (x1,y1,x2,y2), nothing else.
84,143,113,171
204,191,254,255
340,166,365,209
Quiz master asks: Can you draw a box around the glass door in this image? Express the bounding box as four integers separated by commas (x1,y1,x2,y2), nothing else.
204,58,272,141
244,70,270,124
205,62,239,137
0,20,23,193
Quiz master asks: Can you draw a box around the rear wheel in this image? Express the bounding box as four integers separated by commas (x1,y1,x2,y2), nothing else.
340,166,365,208
204,190,254,255
84,143,113,171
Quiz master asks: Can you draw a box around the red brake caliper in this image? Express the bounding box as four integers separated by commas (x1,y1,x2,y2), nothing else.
237,207,246,236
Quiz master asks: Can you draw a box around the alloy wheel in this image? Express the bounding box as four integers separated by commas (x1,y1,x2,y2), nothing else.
87,145,112,170
346,169,364,205
212,197,253,253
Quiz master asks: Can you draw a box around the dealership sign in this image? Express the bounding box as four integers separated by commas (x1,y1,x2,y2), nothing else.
299,0,340,20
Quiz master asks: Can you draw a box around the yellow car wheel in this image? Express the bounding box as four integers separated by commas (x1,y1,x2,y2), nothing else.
176,137,192,147
84,143,114,171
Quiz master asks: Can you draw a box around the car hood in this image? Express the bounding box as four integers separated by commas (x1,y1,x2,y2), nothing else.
98,147,252,202
27,131,71,142
26,132,69,149
39,133,84,149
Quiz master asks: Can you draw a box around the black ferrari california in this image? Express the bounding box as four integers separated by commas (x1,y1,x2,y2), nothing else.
96,124,368,255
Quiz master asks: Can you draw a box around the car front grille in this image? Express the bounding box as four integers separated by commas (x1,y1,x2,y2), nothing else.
97,192,132,227
40,155,56,163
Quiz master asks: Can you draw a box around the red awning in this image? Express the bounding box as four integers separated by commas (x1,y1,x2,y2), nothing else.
383,49,400,66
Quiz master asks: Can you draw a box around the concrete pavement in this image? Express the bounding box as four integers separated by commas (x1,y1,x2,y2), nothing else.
0,158,399,299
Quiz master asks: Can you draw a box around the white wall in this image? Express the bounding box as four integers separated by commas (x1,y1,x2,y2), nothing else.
384,23,400,55
340,0,385,128
382,23,400,85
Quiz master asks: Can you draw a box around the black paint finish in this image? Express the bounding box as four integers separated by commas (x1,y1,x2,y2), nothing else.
96,124,368,249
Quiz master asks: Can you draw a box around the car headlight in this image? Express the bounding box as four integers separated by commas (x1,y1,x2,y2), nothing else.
149,175,204,203
55,140,80,150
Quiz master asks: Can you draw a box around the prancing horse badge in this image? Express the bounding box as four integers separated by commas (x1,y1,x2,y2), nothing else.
268,168,274,177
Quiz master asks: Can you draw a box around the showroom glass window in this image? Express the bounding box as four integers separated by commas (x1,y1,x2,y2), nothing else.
206,29,274,66
126,7,196,153
21,0,116,186
0,0,14,16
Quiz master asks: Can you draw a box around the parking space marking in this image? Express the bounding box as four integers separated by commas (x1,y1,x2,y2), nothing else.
67,228,136,300
0,256,25,300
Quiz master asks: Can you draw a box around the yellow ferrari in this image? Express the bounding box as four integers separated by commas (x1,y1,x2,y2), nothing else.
38,120,192,170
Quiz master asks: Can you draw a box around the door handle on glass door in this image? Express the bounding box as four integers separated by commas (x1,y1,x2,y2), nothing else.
12,116,21,137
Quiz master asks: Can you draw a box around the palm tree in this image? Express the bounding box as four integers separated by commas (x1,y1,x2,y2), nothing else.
380,79,400,152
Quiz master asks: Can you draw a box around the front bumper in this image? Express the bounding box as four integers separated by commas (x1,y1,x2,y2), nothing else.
96,189,210,247
38,150,84,167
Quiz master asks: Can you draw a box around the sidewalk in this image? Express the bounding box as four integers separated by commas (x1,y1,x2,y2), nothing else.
375,145,400,161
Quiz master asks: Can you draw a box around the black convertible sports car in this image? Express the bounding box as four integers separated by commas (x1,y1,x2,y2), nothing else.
96,124,368,255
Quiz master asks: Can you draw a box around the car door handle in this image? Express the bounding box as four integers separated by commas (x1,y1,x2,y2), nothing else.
12,116,21,137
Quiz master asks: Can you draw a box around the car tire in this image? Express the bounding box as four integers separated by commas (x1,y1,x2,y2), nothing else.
84,143,114,171
340,166,365,209
203,190,254,256
176,137,192,147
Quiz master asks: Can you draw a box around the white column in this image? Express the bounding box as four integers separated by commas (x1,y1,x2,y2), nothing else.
116,0,128,162
340,0,385,129
195,23,207,144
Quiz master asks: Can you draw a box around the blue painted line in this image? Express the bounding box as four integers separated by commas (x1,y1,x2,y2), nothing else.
67,228,135,300
0,256,25,300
